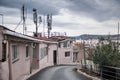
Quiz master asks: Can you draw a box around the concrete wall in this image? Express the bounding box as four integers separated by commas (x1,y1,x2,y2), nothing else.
10,42,31,80
0,27,3,80
39,43,57,70
1,41,9,80
31,43,40,70
48,44,57,65
39,43,48,69
58,41,73,64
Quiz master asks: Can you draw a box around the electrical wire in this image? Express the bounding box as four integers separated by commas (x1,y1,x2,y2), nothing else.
14,19,22,31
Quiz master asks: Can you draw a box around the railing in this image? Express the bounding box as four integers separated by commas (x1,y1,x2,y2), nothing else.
77,61,120,80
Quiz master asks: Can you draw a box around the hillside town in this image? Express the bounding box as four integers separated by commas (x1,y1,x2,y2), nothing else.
1,0,120,80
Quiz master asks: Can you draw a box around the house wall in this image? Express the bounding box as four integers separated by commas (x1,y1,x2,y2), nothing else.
1,41,9,80
48,44,57,65
39,43,57,70
73,49,84,62
0,27,9,80
10,42,31,80
31,43,39,70
39,43,48,69
73,42,84,63
58,41,73,64
0,27,3,80
0,26,3,61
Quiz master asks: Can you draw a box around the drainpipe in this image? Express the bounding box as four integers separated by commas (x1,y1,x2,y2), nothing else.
8,41,13,80
57,43,59,65
47,44,49,63
0,61,2,80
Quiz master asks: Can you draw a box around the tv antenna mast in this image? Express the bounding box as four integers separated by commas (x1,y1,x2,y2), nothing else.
14,5,27,34
47,14,52,38
22,5,27,34
33,8,42,37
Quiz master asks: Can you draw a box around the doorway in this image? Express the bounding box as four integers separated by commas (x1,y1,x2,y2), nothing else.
53,50,57,65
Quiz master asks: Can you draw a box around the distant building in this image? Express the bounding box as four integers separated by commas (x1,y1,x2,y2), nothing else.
50,36,74,64
73,42,84,63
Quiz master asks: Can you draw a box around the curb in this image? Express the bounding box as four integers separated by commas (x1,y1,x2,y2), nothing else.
77,70,101,80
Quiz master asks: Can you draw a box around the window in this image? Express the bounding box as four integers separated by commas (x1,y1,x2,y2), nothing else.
63,41,71,48
58,43,61,48
73,52,78,62
65,51,70,57
33,47,36,58
12,45,18,60
63,41,67,48
2,43,6,62
40,47,48,59
26,45,30,57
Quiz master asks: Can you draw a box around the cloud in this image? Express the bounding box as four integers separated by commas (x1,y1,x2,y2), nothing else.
1,0,120,21
0,0,66,15
65,0,120,21
0,0,120,36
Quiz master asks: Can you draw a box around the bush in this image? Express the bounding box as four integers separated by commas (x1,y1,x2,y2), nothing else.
93,38,120,67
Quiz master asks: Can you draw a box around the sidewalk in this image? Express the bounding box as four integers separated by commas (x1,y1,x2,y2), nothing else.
21,68,42,80
77,69,101,80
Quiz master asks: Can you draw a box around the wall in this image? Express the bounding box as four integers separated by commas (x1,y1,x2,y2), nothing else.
0,27,3,80
31,43,39,70
58,41,73,64
39,43,57,70
10,42,31,80
1,41,9,80
39,43,47,69
48,44,57,65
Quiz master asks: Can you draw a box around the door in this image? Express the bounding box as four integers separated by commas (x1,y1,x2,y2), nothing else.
53,50,57,65
73,52,78,62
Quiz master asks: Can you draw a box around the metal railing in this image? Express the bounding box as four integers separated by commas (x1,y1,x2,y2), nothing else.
77,61,120,80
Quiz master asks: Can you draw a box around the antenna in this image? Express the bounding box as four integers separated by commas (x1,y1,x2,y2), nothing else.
117,22,119,43
14,4,27,34
38,16,42,29
47,13,52,38
39,16,42,24
33,8,38,37
22,5,27,34
43,14,45,37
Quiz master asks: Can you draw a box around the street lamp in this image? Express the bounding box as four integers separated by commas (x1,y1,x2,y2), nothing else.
0,14,3,25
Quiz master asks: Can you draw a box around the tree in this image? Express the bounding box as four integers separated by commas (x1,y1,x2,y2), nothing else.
93,38,120,67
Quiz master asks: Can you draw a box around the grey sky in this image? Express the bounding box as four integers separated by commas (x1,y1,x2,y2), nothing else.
0,0,120,36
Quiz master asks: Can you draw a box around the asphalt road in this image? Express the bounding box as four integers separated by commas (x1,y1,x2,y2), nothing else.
27,65,92,80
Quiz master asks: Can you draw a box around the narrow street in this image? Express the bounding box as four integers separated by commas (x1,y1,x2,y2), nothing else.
27,66,92,80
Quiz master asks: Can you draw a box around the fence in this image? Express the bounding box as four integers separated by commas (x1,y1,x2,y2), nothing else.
78,60,120,80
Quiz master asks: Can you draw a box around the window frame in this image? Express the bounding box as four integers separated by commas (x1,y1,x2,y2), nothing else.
12,44,19,61
2,43,7,62
26,44,30,57
40,47,48,59
65,51,70,57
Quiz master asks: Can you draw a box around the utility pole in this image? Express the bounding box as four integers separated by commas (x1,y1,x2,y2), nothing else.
83,40,86,68
118,22,119,42
117,22,119,52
